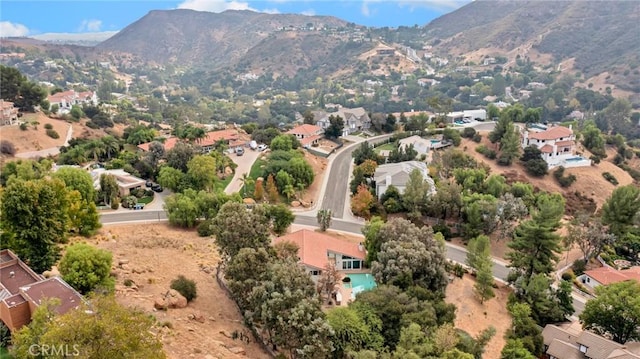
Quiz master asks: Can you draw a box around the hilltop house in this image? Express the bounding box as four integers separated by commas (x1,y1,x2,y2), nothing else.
0,100,19,126
90,168,146,197
286,124,324,148
521,124,591,168
373,161,436,199
47,90,98,114
0,249,84,331
542,322,640,359
579,266,640,289
314,107,371,137
272,230,366,279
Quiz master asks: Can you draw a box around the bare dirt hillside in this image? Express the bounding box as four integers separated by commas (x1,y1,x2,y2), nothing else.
1,113,70,152
445,273,511,359
93,224,271,359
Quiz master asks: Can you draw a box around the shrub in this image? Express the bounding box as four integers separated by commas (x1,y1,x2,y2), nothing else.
46,129,60,139
86,121,99,129
561,271,575,281
44,123,53,130
19,122,28,131
432,222,452,240
170,275,197,302
0,140,16,155
197,219,215,237
124,279,134,287
475,144,497,159
0,321,10,348
121,195,137,208
524,158,548,177
462,127,476,138
110,198,120,210
553,166,577,188
472,133,482,143
602,172,619,185
572,259,586,276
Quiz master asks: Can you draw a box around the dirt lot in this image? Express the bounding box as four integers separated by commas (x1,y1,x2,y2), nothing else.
92,224,271,359
460,132,633,210
445,274,512,359
299,151,328,207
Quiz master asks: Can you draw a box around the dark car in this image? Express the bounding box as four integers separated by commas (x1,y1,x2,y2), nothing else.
151,184,164,193
146,181,153,188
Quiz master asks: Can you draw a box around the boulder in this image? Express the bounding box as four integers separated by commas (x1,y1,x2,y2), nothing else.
118,259,130,265
291,201,301,207
228,347,246,355
154,289,188,310
224,166,233,175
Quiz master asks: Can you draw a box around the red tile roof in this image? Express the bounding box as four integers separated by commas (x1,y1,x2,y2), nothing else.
529,126,573,140
300,134,322,146
585,266,640,286
540,144,554,153
286,124,322,137
273,230,365,270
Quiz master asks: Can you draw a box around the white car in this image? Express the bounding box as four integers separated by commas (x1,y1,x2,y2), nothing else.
257,144,268,151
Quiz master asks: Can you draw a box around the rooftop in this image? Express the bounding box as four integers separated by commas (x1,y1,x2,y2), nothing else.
273,230,365,270
585,266,640,286
286,124,322,137
528,125,573,140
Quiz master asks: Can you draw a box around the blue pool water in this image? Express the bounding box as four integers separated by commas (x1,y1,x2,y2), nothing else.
430,139,441,144
345,274,377,299
565,156,588,162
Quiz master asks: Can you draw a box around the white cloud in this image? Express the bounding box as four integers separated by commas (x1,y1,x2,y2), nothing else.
262,8,281,14
301,9,316,16
0,21,30,37
361,2,370,16
177,0,257,12
268,0,288,3
78,19,102,32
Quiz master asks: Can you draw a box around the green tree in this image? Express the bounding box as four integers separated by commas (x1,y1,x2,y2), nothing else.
497,123,521,166
270,134,298,151
580,280,640,344
1,178,68,273
327,307,384,357
506,193,564,284
266,203,295,235
238,172,254,198
163,189,201,228
601,185,640,238
402,168,433,217
504,302,543,356
165,141,197,172
11,296,166,359
59,243,114,294
317,208,332,231
101,135,120,159
489,113,512,143
371,218,448,293
500,339,536,359
187,155,217,192
225,247,271,309
99,174,119,205
353,141,382,165
325,114,345,139
466,235,495,303
362,216,385,266
53,167,101,235
157,166,186,192
212,202,271,259
266,174,279,203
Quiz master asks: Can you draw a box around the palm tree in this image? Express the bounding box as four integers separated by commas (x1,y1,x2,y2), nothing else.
238,172,254,198
101,135,120,159
85,139,106,163
65,146,88,165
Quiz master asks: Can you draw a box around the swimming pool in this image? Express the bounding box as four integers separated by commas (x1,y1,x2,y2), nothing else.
565,156,588,162
430,139,441,144
344,273,377,299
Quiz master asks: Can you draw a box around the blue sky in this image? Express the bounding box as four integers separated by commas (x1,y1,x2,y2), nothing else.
0,0,470,37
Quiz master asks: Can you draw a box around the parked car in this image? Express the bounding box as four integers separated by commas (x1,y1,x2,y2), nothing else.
249,140,258,150
236,147,245,156
257,144,267,152
145,181,153,188
151,184,163,193
132,203,145,210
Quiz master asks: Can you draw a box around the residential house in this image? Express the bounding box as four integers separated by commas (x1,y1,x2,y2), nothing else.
521,124,591,168
579,266,640,290
0,249,84,332
314,107,371,136
137,129,240,153
47,90,98,114
373,161,435,199
446,109,487,123
0,100,19,126
542,322,640,359
398,135,432,157
286,124,324,148
90,168,146,197
376,45,395,56
272,230,366,280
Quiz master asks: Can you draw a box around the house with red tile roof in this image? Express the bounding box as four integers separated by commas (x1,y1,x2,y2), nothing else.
0,100,19,126
272,230,366,279
137,129,240,153
0,249,84,332
580,266,640,289
521,124,591,168
47,90,98,114
286,124,324,148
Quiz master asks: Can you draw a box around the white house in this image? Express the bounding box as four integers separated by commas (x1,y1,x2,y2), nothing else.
272,230,366,279
314,107,371,137
373,161,435,199
398,135,432,157
579,266,640,290
286,124,324,148
446,109,487,123
89,168,146,197
47,90,98,114
521,124,591,168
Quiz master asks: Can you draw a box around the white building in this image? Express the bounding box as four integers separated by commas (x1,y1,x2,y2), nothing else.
47,90,98,114
521,124,591,168
446,109,487,122
373,161,435,199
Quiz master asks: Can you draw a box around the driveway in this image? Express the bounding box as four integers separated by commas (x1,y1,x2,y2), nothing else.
224,148,263,195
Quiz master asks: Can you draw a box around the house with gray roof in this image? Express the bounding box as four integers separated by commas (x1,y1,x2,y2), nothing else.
542,322,640,359
373,161,435,199
313,107,371,136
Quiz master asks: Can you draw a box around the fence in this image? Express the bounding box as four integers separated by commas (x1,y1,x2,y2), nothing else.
306,140,344,158
215,264,277,358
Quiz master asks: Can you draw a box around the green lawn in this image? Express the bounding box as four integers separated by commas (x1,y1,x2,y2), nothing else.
215,174,234,192
240,158,267,197
374,142,396,154
0,347,12,359
138,196,154,204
